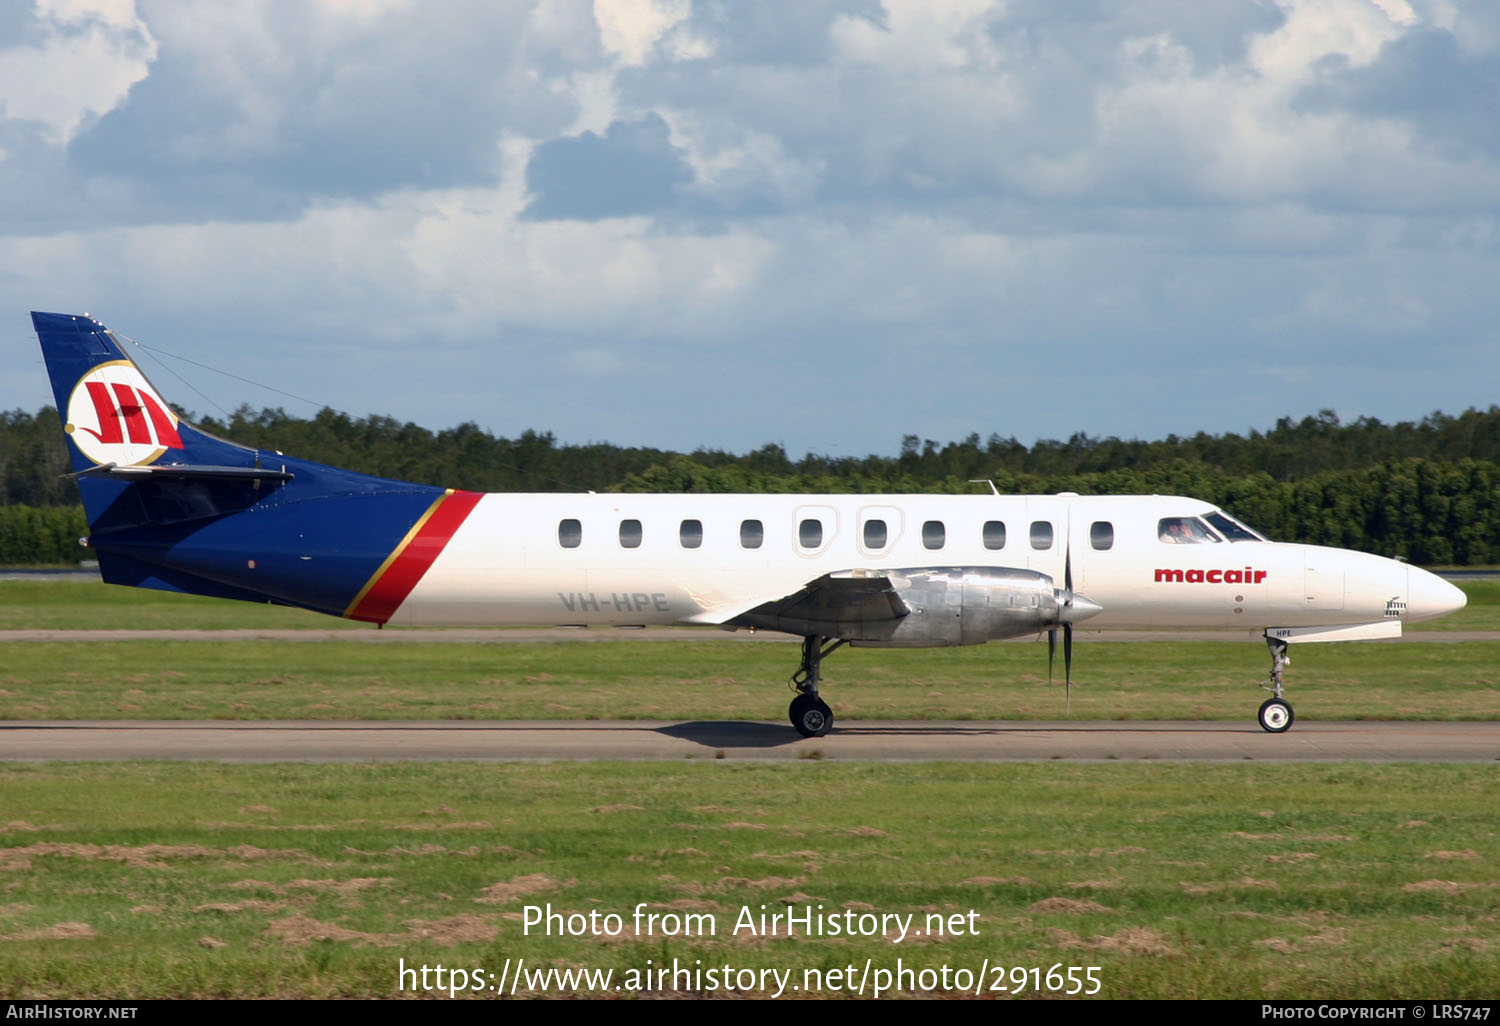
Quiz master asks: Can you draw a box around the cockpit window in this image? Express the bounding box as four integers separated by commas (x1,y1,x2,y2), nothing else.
1204,511,1267,542
1158,517,1221,544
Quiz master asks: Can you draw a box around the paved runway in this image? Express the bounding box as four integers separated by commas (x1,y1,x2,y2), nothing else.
4,719,1496,762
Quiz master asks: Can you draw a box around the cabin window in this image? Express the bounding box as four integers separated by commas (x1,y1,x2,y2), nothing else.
982,520,1006,550
740,519,763,549
1030,521,1054,550
863,519,887,549
1090,521,1114,550
679,519,703,549
922,520,945,550
619,519,642,548
799,518,823,549
558,519,582,549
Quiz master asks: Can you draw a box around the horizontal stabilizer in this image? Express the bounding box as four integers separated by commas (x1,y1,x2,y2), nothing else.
70,462,294,482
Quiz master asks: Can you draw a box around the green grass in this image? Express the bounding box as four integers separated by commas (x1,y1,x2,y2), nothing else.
1,583,1494,1000
0,578,370,631
0,761,1494,999
0,637,1497,722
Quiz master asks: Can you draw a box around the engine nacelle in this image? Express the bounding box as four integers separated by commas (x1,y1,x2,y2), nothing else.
729,565,1102,646
851,566,1069,648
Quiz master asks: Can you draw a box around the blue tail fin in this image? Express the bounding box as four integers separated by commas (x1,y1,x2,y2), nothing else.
33,312,462,620
33,312,270,527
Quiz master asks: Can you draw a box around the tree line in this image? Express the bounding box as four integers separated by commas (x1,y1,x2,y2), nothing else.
2,404,1498,564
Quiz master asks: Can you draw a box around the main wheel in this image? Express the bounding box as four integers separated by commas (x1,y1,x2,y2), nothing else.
789,694,833,738
1257,697,1294,733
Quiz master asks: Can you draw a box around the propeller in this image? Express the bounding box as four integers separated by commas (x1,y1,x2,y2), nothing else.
1047,544,1075,713
1063,542,1074,714
1047,628,1067,709
1048,512,1090,714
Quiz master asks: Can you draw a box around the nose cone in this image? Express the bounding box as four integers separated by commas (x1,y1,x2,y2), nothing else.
1059,593,1104,624
1406,567,1467,623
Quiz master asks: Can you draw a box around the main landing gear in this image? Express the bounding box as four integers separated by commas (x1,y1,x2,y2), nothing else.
1257,635,1295,733
789,634,843,738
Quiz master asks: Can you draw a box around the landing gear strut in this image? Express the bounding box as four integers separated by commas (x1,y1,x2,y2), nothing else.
789,634,842,737
1257,635,1294,733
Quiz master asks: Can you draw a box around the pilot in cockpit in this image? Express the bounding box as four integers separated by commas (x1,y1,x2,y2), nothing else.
1159,517,1219,544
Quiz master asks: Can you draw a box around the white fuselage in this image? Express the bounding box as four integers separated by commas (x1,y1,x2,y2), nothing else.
390,493,1463,635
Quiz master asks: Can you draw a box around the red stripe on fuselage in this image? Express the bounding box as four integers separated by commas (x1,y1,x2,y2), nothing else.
346,490,482,624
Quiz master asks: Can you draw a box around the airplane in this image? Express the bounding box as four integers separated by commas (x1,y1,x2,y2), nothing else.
31,311,1468,737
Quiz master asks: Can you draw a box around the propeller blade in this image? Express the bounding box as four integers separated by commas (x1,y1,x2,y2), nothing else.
1062,510,1073,712
1048,627,1057,684
1064,622,1073,714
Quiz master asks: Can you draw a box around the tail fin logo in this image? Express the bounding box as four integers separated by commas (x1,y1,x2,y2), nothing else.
64,361,184,467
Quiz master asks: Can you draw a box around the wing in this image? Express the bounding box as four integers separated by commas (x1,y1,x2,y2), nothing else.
684,569,910,637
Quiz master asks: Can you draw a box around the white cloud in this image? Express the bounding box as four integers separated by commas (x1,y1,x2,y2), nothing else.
0,0,156,145
528,0,603,65
655,109,824,207
1249,0,1415,83
562,69,618,135
316,0,412,21
593,0,691,67
7,1,1500,452
831,0,1003,73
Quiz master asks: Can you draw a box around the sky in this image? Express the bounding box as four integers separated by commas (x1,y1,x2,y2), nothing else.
3,0,1498,458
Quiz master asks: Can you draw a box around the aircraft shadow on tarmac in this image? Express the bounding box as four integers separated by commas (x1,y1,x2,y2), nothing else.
651,720,1249,750
654,721,807,749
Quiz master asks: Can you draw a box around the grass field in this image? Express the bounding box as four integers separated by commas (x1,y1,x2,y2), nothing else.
1,576,1496,1000
0,578,372,631
0,762,1496,999
1,637,1498,723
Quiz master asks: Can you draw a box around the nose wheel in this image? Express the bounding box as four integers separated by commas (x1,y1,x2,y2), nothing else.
1257,697,1294,733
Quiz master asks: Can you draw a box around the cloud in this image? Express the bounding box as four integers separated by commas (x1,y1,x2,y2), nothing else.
522,113,693,219
1298,25,1500,159
0,0,156,145
5,0,1500,456
63,3,559,214
1247,0,1413,84
594,0,693,66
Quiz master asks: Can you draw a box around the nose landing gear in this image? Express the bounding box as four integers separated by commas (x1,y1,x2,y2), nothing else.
1257,635,1294,733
